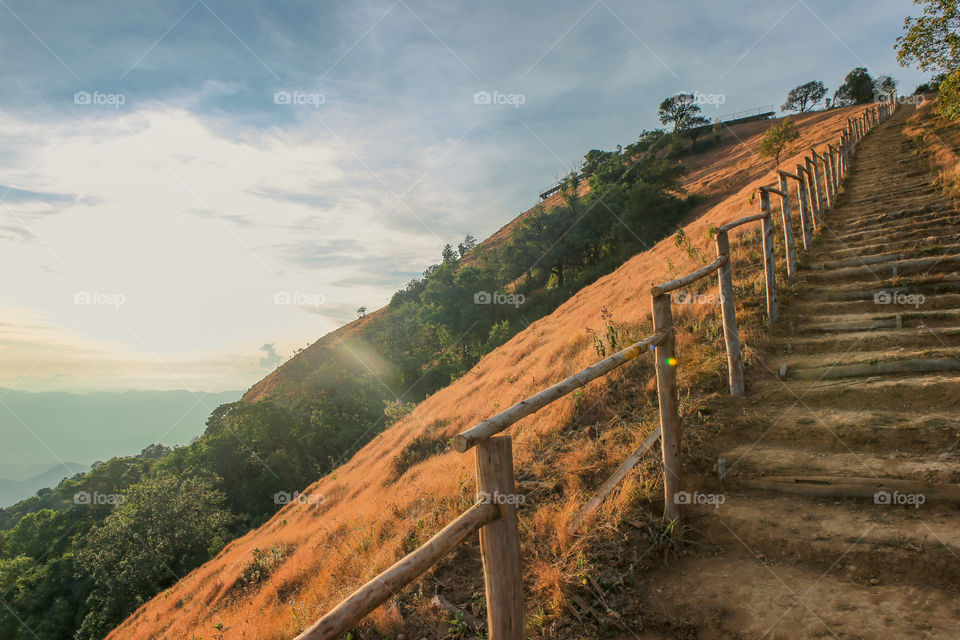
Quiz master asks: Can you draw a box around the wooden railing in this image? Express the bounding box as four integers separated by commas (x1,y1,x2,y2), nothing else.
293,97,896,640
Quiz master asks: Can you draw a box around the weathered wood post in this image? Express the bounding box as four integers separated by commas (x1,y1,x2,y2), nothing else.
841,136,848,176
803,159,822,228
829,145,840,195
759,190,779,322
476,436,524,640
652,293,682,534
795,164,813,249
828,144,840,192
809,153,826,215
819,151,834,209
714,230,744,395
821,151,833,205
774,178,797,277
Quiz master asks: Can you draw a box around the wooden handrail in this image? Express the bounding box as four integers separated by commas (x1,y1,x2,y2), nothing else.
760,186,786,197
453,331,667,452
650,255,727,296
776,169,801,181
294,501,499,640
717,211,769,231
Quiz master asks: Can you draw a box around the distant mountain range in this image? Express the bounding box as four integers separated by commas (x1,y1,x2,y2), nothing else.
0,388,241,506
0,462,88,507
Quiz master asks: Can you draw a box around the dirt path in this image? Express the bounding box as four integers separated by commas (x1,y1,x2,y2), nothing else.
635,104,960,639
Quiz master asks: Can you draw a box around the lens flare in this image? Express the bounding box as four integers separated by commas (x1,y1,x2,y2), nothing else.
666,357,678,366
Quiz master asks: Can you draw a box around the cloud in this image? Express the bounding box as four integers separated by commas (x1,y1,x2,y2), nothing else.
258,343,283,368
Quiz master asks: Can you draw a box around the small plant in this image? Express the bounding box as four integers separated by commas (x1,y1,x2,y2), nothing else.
237,545,289,591
448,611,470,637
674,227,704,262
383,399,416,424
587,306,621,358
213,622,230,640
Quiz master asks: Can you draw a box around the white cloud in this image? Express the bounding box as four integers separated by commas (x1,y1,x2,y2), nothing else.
0,109,445,391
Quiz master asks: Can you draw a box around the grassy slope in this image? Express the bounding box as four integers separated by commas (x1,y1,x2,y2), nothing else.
107,105,871,640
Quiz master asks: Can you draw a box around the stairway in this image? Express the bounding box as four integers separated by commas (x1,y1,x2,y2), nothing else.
649,104,960,639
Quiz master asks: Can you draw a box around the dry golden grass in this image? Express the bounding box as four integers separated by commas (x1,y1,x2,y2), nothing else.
105,105,872,640
903,94,960,196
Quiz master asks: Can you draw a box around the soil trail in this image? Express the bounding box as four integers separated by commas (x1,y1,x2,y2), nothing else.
644,103,960,639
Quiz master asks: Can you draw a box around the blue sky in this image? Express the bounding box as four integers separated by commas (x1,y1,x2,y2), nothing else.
0,0,930,392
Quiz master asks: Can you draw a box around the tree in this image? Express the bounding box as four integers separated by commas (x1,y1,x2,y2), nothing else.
915,72,947,92
457,234,477,258
896,0,960,118
782,81,827,112
74,472,234,640
874,74,899,99
658,93,710,147
936,68,960,118
833,67,876,105
758,119,800,165
896,0,960,71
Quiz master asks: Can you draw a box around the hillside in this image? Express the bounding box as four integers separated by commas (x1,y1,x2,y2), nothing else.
244,113,793,407
106,104,878,640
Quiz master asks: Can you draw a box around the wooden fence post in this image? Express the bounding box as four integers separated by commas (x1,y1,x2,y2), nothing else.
476,436,524,640
795,164,813,249
715,230,744,395
760,190,779,322
776,175,797,277
836,135,845,177
828,144,840,194
652,293,683,534
803,159,821,228
819,151,834,209
808,155,825,219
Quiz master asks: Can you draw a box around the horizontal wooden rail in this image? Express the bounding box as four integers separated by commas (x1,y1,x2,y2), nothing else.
776,169,800,181
294,502,499,640
650,255,728,296
453,332,667,452
717,211,769,231
760,186,786,197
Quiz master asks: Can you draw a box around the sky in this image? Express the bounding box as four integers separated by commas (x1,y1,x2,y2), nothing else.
0,0,930,394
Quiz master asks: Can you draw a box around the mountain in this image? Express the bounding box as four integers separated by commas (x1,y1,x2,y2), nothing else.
0,462,88,507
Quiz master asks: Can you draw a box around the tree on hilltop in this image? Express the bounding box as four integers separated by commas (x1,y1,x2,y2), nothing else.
782,81,827,112
658,93,710,148
874,74,899,99
833,67,876,106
